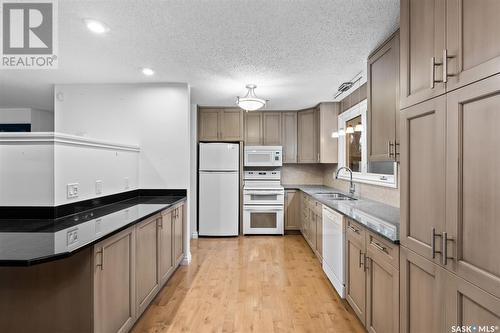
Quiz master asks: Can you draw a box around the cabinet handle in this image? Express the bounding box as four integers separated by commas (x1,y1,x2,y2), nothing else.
442,49,455,83
388,141,394,158
96,249,104,270
372,241,387,253
348,225,359,234
158,218,163,229
430,56,443,89
364,254,370,272
431,228,442,259
394,142,400,157
442,232,454,265
359,251,364,268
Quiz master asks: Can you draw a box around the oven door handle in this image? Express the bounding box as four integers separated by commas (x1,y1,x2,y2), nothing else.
244,206,283,212
244,191,283,196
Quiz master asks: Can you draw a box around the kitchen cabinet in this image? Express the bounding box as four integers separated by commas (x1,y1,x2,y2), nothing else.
400,0,446,109
445,0,500,92
198,108,244,141
299,193,323,260
281,112,297,163
445,74,500,299
284,190,300,230
317,102,339,163
346,220,367,325
365,232,399,333
400,95,446,264
158,209,174,286
400,0,500,109
368,31,400,161
135,215,160,316
400,247,446,333
94,226,136,333
244,111,263,145
297,108,319,163
173,203,185,266
262,112,282,145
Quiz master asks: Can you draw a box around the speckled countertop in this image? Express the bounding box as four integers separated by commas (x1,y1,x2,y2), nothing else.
284,185,400,243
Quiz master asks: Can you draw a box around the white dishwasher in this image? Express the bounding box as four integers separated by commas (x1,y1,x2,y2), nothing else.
322,205,346,298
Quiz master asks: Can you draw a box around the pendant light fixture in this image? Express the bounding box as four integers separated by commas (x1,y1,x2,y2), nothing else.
236,84,267,111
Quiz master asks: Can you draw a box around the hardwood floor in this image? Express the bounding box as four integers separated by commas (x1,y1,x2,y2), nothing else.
131,235,365,333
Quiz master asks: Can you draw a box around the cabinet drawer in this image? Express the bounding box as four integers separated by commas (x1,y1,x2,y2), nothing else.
346,219,365,247
366,231,399,269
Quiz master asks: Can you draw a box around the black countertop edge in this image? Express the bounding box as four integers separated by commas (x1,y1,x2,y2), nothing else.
284,185,400,244
0,196,187,267
0,189,187,219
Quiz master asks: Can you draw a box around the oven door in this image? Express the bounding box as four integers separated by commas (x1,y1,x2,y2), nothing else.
243,190,284,205
243,205,284,235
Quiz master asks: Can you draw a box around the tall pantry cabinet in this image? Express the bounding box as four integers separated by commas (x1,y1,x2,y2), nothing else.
400,1,500,331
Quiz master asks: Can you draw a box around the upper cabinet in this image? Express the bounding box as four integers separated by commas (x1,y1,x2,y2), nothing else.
297,108,319,163
244,111,263,145
262,112,282,146
368,31,400,162
281,112,297,163
401,0,500,109
317,102,339,164
400,0,446,109
198,108,243,141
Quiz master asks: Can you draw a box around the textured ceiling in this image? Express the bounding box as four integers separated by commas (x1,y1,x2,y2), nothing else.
0,0,399,111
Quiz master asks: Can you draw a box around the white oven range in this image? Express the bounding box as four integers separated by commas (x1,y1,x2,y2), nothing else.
243,170,284,235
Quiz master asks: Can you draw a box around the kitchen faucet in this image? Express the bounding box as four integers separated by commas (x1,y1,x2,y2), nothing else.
335,166,356,196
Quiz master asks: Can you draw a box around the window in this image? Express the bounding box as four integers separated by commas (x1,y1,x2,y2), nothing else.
336,100,397,188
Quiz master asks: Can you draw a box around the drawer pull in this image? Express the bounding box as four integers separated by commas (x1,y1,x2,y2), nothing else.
96,249,104,270
372,241,387,253
442,232,454,265
359,251,364,268
431,228,442,259
348,225,359,234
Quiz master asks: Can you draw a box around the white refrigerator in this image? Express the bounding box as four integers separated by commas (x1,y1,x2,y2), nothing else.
199,143,239,236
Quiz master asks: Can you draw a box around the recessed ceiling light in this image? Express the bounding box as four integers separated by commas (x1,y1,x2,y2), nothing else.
142,68,155,76
84,19,110,34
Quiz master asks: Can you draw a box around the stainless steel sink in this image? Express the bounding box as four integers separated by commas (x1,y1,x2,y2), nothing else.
315,192,357,201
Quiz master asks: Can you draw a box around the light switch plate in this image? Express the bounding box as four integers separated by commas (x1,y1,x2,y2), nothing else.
67,183,79,198
95,180,103,195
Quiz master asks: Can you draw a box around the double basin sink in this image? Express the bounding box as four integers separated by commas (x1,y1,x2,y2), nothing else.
314,192,357,201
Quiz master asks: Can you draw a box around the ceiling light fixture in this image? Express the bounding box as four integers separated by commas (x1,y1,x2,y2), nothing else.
142,68,155,76
346,125,355,134
236,84,267,111
354,123,363,132
84,19,110,34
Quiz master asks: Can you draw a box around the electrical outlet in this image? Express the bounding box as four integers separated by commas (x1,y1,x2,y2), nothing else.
95,180,103,195
67,183,79,198
124,177,129,190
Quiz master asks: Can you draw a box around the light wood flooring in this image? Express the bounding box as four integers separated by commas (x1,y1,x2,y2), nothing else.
132,235,365,333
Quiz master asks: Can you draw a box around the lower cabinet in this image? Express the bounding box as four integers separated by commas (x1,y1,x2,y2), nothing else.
94,201,186,333
94,227,137,333
401,246,500,333
284,190,300,230
346,219,400,332
299,192,322,260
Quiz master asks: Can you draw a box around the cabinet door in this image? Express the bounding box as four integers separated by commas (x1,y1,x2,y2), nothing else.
400,0,446,109
284,190,300,230
445,75,500,298
244,111,263,145
300,193,308,235
366,248,399,333
94,227,136,333
445,0,500,91
135,216,159,316
315,211,323,259
445,271,500,331
262,112,282,145
368,31,400,161
174,204,185,265
400,247,446,333
220,109,243,141
400,95,446,264
281,112,297,163
198,109,220,141
297,109,318,163
158,210,174,286
346,223,366,325
309,208,317,250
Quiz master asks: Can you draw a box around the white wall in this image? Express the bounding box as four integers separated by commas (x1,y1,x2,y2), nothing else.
0,108,54,131
189,104,198,238
54,84,190,190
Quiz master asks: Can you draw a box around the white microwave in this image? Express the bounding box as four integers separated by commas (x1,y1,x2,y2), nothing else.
244,146,282,167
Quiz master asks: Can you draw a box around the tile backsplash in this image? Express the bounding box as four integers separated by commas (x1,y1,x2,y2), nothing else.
281,164,324,185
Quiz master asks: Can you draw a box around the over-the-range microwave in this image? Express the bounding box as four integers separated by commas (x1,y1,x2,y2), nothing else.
244,146,282,167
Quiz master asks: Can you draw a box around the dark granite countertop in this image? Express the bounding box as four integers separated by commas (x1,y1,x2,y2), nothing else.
0,195,186,266
284,185,400,243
